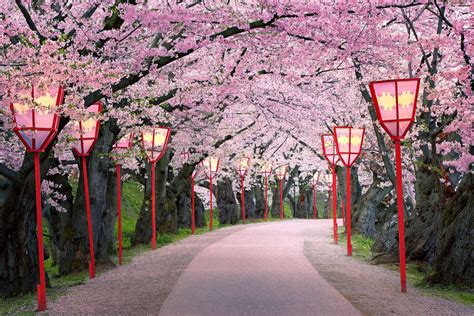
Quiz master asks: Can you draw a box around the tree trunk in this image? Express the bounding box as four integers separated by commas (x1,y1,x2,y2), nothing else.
0,152,53,297
323,189,331,219
429,173,473,288
352,178,391,238
270,167,299,217
336,165,362,215
53,120,118,274
216,177,239,225
254,182,265,219
404,159,447,263
237,187,256,220
132,152,170,245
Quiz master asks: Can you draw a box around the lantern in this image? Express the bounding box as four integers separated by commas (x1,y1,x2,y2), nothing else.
237,157,251,223
321,134,339,244
310,171,321,219
259,163,272,221
369,77,420,292
111,133,134,265
9,85,64,312
72,102,102,156
71,102,103,279
275,165,287,220
202,157,220,230
334,126,365,257
141,127,171,249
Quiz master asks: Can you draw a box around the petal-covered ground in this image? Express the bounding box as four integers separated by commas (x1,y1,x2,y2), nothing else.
48,220,473,315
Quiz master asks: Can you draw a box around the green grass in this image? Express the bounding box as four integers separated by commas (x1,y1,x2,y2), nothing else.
337,227,474,306
115,180,143,249
337,227,374,260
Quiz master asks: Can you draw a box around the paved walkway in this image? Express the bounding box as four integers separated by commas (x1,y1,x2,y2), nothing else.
160,220,359,315
49,219,473,315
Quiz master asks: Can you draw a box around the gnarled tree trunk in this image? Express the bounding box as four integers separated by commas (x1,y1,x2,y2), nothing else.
53,120,118,274
216,177,239,225
237,187,256,220
254,183,265,219
0,152,53,297
429,173,473,288
132,152,170,245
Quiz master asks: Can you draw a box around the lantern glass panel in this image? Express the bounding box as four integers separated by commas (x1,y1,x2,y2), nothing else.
10,86,63,152
238,157,250,176
142,127,171,162
334,127,365,167
370,79,419,139
72,102,102,156
114,133,134,149
275,165,287,180
203,157,219,178
321,134,337,165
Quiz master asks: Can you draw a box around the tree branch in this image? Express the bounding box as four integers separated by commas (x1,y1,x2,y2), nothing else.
15,0,46,43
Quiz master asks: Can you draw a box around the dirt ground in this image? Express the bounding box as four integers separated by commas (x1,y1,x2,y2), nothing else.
303,220,473,316
47,220,473,315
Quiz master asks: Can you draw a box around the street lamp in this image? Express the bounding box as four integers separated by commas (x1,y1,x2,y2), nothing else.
259,163,272,221
310,171,321,219
141,127,171,249
111,133,134,265
237,157,251,223
333,126,365,257
72,102,103,279
369,77,420,292
275,165,287,220
202,157,219,230
9,85,64,311
321,134,339,244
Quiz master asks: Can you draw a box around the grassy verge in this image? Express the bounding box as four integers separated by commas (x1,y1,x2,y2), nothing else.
337,227,474,306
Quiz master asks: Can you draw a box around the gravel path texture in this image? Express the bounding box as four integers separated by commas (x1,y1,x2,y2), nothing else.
47,219,473,315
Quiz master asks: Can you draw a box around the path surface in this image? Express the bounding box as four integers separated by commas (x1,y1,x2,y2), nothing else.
48,220,473,315
160,220,358,316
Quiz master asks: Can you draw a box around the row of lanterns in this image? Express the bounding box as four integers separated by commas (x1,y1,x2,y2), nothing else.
319,77,420,294
9,77,419,310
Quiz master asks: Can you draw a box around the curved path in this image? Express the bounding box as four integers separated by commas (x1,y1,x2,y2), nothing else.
49,220,473,315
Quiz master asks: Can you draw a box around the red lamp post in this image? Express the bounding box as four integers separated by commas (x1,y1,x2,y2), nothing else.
72,102,103,279
141,127,171,249
10,85,64,311
275,165,287,220
334,126,365,257
369,78,420,292
259,163,272,221
237,157,251,223
202,157,219,230
321,134,339,244
310,171,321,219
111,133,134,265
